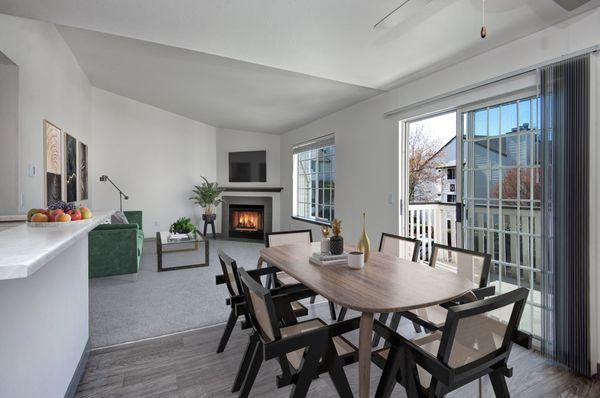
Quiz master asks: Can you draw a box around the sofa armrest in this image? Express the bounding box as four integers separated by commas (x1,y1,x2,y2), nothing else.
124,211,143,230
89,227,140,278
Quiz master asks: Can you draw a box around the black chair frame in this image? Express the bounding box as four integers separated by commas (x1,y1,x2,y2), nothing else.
378,232,422,262
372,287,529,398
235,267,360,398
215,249,309,353
394,243,494,334
265,229,338,320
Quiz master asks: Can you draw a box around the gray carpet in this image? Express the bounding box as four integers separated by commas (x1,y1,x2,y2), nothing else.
89,238,265,348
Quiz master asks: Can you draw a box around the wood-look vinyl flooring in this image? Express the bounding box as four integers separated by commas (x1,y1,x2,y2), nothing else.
76,302,600,397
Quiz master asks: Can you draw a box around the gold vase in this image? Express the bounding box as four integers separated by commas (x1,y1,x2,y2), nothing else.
357,212,371,263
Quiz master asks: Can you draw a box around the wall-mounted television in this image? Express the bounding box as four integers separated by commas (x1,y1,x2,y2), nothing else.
228,150,267,182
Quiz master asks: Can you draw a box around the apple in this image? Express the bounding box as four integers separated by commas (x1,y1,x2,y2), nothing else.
31,213,49,222
81,209,92,220
79,206,90,213
67,209,82,221
27,208,39,221
48,209,64,222
56,213,71,222
37,208,49,215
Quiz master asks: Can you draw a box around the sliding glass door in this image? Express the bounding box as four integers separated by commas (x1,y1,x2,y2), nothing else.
460,92,542,339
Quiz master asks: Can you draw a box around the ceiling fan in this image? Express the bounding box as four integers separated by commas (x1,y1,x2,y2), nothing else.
374,0,593,36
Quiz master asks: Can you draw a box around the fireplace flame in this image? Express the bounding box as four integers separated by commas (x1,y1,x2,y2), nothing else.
232,211,261,231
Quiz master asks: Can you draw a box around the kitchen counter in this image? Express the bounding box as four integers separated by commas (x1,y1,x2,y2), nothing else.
0,211,113,280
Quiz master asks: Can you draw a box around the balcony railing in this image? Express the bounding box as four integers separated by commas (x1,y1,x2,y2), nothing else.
408,202,457,262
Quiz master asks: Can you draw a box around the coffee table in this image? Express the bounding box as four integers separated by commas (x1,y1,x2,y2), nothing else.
156,231,209,272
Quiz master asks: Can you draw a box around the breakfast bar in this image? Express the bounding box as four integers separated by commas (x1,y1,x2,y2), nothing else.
0,211,112,397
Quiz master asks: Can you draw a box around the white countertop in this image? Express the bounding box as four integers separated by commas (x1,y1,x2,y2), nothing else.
0,211,113,280
0,215,27,222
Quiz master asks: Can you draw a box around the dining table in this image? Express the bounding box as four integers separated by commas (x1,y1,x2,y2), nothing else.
259,242,474,398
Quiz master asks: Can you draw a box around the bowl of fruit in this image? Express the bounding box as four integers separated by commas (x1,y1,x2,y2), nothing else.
27,201,93,227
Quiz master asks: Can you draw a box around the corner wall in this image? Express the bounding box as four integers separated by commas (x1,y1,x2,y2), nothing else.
0,13,92,212
91,88,217,237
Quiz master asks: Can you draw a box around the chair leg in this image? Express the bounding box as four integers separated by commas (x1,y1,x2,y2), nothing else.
216,310,237,353
232,334,258,392
402,350,420,398
375,345,402,398
489,369,510,398
384,313,402,347
326,342,352,398
310,296,316,304
290,340,326,398
329,301,337,320
238,341,264,398
412,322,422,334
372,313,389,347
337,307,348,322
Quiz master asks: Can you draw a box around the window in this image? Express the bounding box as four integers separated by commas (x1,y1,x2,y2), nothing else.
447,194,456,203
447,168,456,180
292,134,335,224
449,183,456,192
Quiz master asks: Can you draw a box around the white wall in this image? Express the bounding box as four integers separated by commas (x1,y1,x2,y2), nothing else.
216,127,281,187
280,7,600,367
0,236,89,398
0,14,92,213
91,88,217,236
0,61,19,215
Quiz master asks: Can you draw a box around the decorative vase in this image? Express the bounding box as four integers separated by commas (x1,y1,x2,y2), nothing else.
330,235,344,255
320,238,330,254
356,212,371,263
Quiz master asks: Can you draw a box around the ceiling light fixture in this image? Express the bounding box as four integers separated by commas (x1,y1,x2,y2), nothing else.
374,0,433,29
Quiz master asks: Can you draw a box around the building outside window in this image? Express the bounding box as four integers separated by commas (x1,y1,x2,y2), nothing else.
447,168,456,180
292,134,335,224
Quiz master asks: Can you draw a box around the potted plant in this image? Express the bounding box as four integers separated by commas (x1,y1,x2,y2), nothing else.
190,176,225,221
169,217,198,237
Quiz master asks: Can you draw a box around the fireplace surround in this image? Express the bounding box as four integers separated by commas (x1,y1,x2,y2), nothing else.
221,196,272,241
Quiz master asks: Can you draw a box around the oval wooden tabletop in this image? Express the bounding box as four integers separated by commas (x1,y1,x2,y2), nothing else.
260,242,474,313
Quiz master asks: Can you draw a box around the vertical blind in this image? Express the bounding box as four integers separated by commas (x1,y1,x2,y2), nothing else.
539,54,591,375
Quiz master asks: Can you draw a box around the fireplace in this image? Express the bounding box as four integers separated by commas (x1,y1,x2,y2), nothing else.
221,196,272,241
229,204,264,240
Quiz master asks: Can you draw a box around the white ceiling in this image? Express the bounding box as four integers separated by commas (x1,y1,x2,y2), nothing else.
1,0,598,132
57,26,380,134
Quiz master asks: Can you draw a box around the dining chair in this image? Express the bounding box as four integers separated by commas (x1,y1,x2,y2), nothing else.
379,232,422,262
233,267,360,398
372,287,530,398
215,249,309,353
399,243,494,333
265,229,338,320
338,233,422,327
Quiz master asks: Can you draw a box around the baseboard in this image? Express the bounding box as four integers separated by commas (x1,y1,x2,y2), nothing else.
64,338,90,398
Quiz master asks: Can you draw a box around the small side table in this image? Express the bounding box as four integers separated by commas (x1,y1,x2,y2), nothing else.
202,214,217,239
157,232,209,272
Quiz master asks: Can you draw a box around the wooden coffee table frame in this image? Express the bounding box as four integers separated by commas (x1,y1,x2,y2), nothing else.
156,232,209,272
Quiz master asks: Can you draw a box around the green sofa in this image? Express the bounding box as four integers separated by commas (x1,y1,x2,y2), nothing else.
89,211,144,278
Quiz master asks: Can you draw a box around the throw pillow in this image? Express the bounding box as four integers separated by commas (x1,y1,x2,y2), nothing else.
111,211,129,224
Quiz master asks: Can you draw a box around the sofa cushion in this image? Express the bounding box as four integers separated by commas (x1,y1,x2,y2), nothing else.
111,211,129,224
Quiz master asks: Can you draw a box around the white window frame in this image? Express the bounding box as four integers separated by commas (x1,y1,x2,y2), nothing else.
292,134,335,225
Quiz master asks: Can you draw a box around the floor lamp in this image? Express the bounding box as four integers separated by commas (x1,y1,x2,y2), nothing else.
99,175,129,211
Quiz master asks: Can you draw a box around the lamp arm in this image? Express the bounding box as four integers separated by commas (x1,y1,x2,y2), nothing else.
105,176,129,200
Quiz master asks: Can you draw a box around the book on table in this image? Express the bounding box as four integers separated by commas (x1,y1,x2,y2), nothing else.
309,252,348,266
